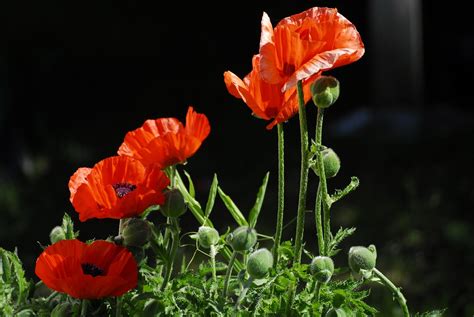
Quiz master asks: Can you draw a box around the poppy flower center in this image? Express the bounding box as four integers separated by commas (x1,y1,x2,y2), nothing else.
81,263,105,277
112,183,137,198
283,63,296,76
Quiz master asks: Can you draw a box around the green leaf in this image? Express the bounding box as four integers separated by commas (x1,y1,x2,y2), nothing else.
61,213,78,240
217,187,248,226
184,170,196,198
248,172,269,228
204,174,218,218
175,171,205,224
328,227,356,257
0,248,30,308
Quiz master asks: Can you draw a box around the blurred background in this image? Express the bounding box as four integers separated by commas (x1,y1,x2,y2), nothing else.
2,0,473,315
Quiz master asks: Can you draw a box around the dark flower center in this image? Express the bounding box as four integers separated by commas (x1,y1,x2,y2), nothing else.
81,263,105,277
112,182,137,198
283,63,296,76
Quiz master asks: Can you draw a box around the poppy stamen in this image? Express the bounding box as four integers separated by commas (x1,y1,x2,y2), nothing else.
112,183,137,198
81,263,105,277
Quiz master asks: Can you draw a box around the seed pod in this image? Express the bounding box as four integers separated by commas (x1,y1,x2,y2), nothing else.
160,188,187,218
226,226,257,252
310,256,334,283
311,76,340,109
197,226,220,249
348,245,377,273
247,248,273,279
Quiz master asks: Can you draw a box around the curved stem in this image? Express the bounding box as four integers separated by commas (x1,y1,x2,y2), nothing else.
115,297,122,317
161,218,180,291
294,80,310,264
373,268,410,317
314,183,325,255
314,108,331,255
223,251,237,297
272,123,285,267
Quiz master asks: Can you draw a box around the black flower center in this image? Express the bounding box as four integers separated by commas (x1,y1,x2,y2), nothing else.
112,182,137,198
81,263,105,277
283,63,296,76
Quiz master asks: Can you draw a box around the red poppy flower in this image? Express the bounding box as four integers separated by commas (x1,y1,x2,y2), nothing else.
259,7,365,91
69,156,169,221
35,239,137,299
118,106,210,168
224,54,317,130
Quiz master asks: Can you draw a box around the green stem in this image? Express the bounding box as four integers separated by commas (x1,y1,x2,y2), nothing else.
210,244,217,283
161,217,180,291
115,297,122,317
314,281,321,302
235,277,254,309
272,123,285,267
373,268,410,317
80,299,88,317
314,183,325,255
314,108,331,255
294,80,310,264
223,251,237,297
330,176,360,205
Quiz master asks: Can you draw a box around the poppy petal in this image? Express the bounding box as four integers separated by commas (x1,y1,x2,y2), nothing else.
185,106,210,142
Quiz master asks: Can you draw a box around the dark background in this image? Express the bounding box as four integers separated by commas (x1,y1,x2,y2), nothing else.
2,0,473,315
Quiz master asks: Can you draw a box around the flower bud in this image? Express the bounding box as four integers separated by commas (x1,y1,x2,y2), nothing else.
226,226,257,252
49,226,66,244
311,76,340,109
325,308,347,317
247,248,273,279
121,218,152,247
142,299,164,317
51,302,72,317
160,188,187,218
314,148,340,179
310,256,334,283
348,245,377,273
197,226,220,249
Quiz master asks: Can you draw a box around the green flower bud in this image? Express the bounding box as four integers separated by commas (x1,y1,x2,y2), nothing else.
197,226,220,249
49,226,66,244
226,226,257,252
325,308,347,317
160,189,187,218
311,76,340,109
16,310,35,317
247,248,273,279
51,302,72,317
348,245,377,273
310,256,334,283
314,148,340,179
142,299,164,317
121,218,152,247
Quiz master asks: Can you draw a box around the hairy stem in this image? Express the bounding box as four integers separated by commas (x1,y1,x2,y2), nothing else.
373,268,410,317
210,244,217,283
294,80,310,264
80,299,88,317
314,184,325,255
223,251,237,297
272,123,285,267
161,217,180,291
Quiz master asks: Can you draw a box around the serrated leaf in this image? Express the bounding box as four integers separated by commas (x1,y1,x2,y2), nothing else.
217,187,248,226
183,170,196,198
204,174,218,218
248,172,269,228
61,213,77,239
328,227,356,257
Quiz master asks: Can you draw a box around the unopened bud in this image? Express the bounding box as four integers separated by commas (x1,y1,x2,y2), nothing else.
311,76,340,109
310,256,334,283
348,245,377,273
247,248,273,279
51,302,72,317
198,226,220,249
314,148,340,179
226,226,257,252
121,218,152,247
142,299,163,317
49,226,66,244
160,189,187,218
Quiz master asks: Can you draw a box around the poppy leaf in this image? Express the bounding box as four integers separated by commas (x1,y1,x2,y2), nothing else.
248,172,270,228
183,170,196,198
204,174,218,219
217,187,248,227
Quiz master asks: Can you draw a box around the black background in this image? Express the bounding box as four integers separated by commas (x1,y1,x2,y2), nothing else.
2,1,474,315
